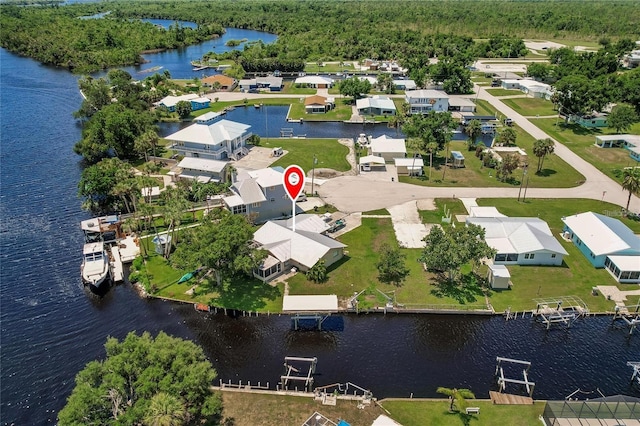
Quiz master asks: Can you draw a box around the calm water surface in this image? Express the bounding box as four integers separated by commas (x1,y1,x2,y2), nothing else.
1,29,639,426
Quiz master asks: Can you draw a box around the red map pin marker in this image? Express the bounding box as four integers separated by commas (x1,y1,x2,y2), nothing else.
283,165,305,201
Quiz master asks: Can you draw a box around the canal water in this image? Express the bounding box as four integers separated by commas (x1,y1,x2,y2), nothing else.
1,28,639,426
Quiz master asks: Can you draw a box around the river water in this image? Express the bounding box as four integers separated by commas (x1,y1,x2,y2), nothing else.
1,27,639,426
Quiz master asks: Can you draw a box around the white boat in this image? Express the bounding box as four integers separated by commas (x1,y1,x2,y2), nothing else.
81,242,110,288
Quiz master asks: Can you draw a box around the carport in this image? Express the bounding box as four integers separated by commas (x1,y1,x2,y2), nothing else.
359,155,386,172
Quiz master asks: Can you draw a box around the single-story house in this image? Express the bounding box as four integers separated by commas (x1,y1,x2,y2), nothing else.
569,113,608,128
304,95,335,114
359,155,386,172
448,97,477,112
392,79,417,90
461,115,497,125
356,95,397,116
466,216,568,266
238,78,258,91
394,157,424,176
595,134,640,162
172,157,228,183
405,89,449,114
562,212,640,283
501,79,553,99
369,135,407,162
253,215,346,282
156,94,210,112
358,76,378,85
294,76,334,89
201,74,237,91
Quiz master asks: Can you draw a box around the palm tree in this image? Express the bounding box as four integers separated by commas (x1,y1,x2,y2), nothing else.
533,138,555,173
143,392,186,426
464,119,482,147
436,387,476,413
622,168,640,212
426,141,438,182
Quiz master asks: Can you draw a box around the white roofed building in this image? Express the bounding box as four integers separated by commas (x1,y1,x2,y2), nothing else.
253,215,346,282
156,93,210,112
172,157,228,183
466,216,568,266
562,212,640,283
369,135,406,162
394,157,424,176
405,89,449,114
294,75,335,88
165,119,251,161
356,95,397,116
392,79,417,90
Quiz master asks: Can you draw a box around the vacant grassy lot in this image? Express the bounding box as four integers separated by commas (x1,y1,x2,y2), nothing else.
502,97,556,117
530,118,640,183
287,218,486,308
381,400,546,426
261,138,350,172
220,392,385,426
280,81,316,95
474,99,498,116
399,129,585,188
476,198,640,312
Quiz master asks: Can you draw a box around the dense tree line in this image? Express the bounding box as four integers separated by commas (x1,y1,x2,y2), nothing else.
3,1,639,74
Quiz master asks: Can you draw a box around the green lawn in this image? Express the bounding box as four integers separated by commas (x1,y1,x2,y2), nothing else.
362,208,390,215
288,98,353,121
419,198,467,224
399,128,585,188
142,252,284,312
261,138,350,172
287,218,486,308
474,99,498,116
530,118,640,183
484,88,523,97
476,198,640,312
381,400,546,426
501,97,556,117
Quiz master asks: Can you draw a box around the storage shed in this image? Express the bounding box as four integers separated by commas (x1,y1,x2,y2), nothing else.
488,264,511,289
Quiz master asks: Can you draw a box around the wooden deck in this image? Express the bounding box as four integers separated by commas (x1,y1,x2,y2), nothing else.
489,391,534,405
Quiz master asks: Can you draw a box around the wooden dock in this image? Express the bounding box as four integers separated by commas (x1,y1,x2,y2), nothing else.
109,246,124,283
489,391,534,405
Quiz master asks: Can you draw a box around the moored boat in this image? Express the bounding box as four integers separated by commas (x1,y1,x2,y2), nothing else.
194,303,211,312
81,242,110,289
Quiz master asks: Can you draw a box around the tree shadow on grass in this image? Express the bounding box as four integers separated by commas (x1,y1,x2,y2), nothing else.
200,274,282,311
443,411,478,426
535,168,557,177
430,273,486,304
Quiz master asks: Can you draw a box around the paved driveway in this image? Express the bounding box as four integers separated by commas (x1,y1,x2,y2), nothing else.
387,201,428,248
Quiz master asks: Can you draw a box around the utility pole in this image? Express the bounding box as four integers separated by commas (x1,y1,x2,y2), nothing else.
518,164,528,202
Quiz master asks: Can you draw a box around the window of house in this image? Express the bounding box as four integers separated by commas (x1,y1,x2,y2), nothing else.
524,253,535,260
551,254,556,258
231,205,247,215
270,198,275,202
495,254,507,262
252,202,261,208
506,253,518,262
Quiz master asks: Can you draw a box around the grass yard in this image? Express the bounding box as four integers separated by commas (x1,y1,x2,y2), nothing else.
399,130,585,188
288,98,353,121
380,400,546,426
261,138,350,172
501,97,556,117
287,218,486,308
196,97,300,114
474,99,498,117
419,198,467,224
142,252,284,312
362,208,390,215
530,118,640,183
221,392,385,426
280,81,316,95
484,88,523,97
476,198,640,312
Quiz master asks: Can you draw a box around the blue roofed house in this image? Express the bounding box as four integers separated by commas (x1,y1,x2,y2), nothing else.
156,93,210,112
356,95,397,116
165,119,251,161
223,167,292,224
562,212,640,283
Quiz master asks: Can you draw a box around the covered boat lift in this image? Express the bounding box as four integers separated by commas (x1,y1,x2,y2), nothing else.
283,295,339,330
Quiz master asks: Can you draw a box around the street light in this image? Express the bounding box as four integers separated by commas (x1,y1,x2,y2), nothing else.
311,154,318,196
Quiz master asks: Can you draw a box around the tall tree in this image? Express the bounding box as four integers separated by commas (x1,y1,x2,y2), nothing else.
420,224,495,284
376,244,410,287
134,129,160,162
339,76,371,103
496,153,520,182
436,387,476,413
175,100,192,119
494,127,517,147
170,211,266,286
622,168,640,212
143,393,187,426
607,105,638,133
464,119,482,147
533,138,555,173
58,332,222,425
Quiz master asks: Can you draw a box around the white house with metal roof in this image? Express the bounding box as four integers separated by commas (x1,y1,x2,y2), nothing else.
405,90,449,114
595,134,640,162
253,215,346,282
294,75,335,88
172,157,228,183
466,216,568,266
223,167,292,224
356,95,397,116
562,212,640,282
165,119,251,161
394,157,424,176
393,79,417,90
369,135,407,162
156,93,210,112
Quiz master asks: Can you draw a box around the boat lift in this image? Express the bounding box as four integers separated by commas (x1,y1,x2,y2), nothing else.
628,362,640,387
495,357,535,398
612,304,640,336
280,356,317,392
532,296,588,329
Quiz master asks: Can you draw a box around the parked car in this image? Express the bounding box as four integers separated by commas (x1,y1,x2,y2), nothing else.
296,193,307,202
